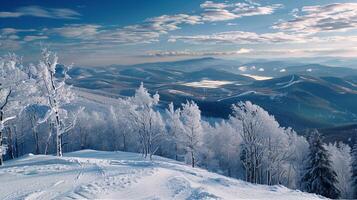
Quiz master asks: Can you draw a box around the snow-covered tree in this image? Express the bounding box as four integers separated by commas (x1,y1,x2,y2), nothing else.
128,83,164,159
301,130,340,199
231,101,286,184
284,128,309,189
202,120,242,177
351,142,357,199
230,101,264,183
35,48,82,156
0,54,38,165
180,100,202,168
110,98,133,151
326,142,352,199
164,102,184,160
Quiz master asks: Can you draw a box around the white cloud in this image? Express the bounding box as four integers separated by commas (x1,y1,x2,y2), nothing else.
24,35,48,42
51,24,101,39
169,31,311,44
146,48,252,57
273,3,357,33
49,14,202,45
200,1,282,22
0,6,80,19
1,28,36,35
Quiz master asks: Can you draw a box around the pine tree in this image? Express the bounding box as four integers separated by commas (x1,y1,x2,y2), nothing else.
351,142,357,199
301,130,340,199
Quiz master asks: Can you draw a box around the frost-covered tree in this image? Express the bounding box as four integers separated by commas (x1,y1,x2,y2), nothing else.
228,101,308,186
110,98,133,151
0,54,38,165
165,102,184,160
128,83,164,159
202,120,242,177
180,100,202,168
230,101,289,184
301,130,340,199
35,48,82,157
351,142,357,199
230,101,264,183
285,128,309,189
326,142,352,199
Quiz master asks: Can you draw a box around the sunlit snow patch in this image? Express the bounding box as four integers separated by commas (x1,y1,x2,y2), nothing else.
168,89,193,96
182,80,234,88
241,74,273,81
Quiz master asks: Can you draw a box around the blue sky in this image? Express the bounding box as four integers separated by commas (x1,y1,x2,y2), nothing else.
0,0,356,66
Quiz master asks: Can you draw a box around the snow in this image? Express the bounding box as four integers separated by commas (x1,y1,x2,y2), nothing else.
0,150,325,200
168,89,193,96
182,80,234,88
238,66,247,72
241,74,273,80
276,75,303,89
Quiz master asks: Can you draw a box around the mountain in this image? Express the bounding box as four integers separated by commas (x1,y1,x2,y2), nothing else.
0,150,324,200
66,58,357,130
203,74,357,129
319,124,357,146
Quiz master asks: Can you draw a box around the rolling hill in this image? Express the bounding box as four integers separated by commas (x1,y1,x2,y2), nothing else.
0,150,325,200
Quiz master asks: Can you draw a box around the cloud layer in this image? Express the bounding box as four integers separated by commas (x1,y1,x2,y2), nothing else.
0,6,81,19
200,1,282,22
273,3,357,33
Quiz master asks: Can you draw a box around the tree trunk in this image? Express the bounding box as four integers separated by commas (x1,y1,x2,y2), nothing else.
6,127,14,159
56,133,62,156
45,123,53,155
122,133,126,152
191,151,195,168
175,143,178,161
0,130,3,166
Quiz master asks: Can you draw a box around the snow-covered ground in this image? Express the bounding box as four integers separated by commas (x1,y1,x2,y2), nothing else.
0,150,325,200
182,80,234,88
241,74,272,81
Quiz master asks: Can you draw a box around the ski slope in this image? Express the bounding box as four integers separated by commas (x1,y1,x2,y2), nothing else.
0,150,325,200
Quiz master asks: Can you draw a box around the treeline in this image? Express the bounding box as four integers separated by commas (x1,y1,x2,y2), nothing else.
1,50,357,199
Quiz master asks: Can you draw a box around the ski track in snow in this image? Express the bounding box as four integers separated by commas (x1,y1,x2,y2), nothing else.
0,150,326,200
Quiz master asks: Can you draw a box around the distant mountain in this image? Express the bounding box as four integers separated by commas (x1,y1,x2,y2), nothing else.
319,124,357,146
67,58,357,130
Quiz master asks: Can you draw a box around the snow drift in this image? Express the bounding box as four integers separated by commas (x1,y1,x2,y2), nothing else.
0,150,325,200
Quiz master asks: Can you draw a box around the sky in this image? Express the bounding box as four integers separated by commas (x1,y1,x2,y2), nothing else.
0,0,357,66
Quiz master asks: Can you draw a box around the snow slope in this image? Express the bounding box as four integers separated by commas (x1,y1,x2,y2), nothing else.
0,150,325,200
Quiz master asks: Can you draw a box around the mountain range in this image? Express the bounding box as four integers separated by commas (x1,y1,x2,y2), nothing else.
67,57,357,137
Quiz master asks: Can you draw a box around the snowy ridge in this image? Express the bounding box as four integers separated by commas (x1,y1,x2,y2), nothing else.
276,75,303,89
0,150,325,200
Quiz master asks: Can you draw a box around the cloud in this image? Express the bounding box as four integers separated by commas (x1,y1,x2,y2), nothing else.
1,28,36,35
50,24,101,39
146,48,252,57
200,1,282,22
169,31,312,44
0,6,80,19
24,35,48,42
273,3,357,33
50,14,202,44
244,48,357,58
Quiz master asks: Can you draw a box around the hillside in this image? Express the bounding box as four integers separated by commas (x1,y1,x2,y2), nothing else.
0,150,324,200
66,58,357,130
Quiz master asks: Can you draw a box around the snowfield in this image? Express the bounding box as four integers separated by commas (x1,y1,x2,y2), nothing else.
0,150,325,200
